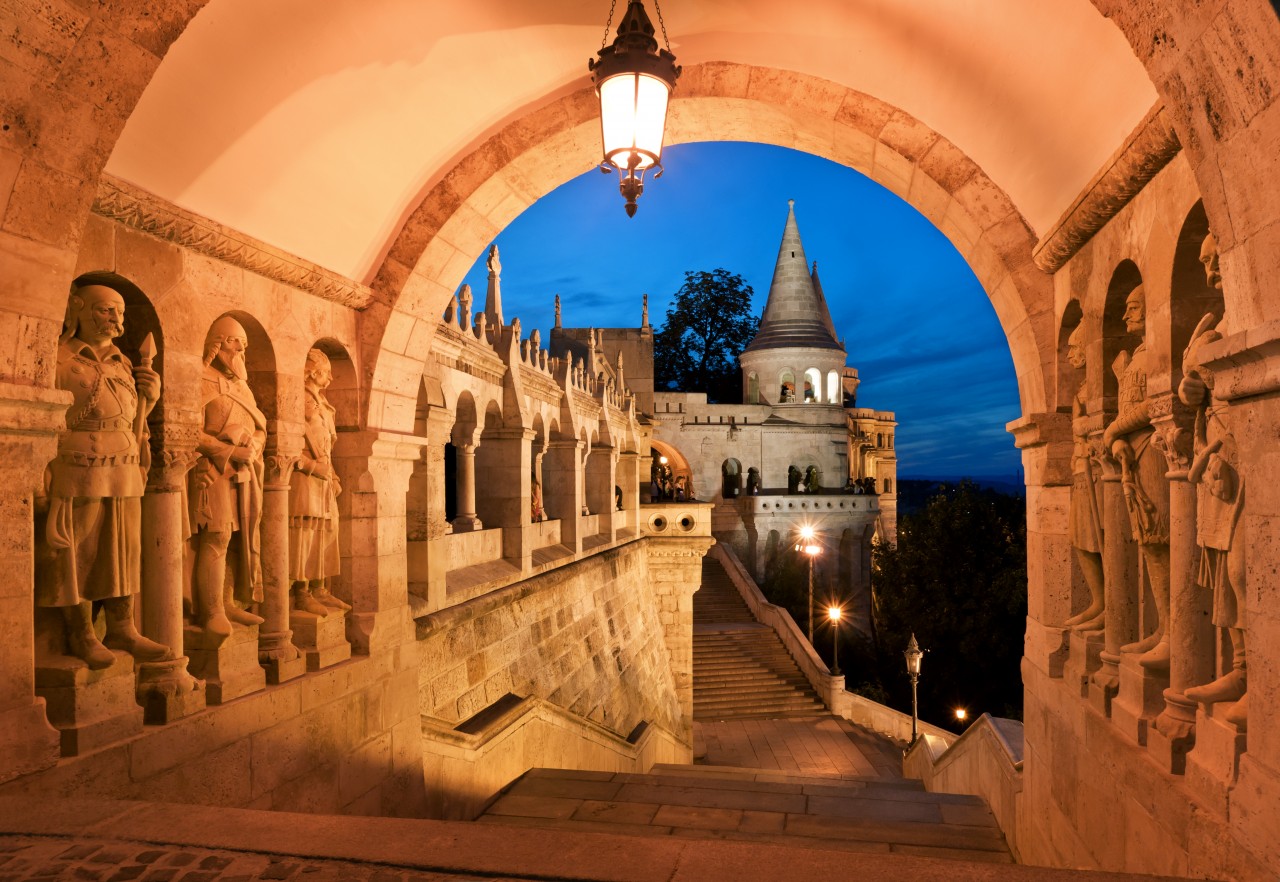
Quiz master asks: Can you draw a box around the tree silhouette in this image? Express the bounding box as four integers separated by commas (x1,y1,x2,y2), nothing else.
654,269,758,403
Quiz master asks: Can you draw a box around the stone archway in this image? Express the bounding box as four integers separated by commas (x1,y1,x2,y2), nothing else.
363,64,1058,436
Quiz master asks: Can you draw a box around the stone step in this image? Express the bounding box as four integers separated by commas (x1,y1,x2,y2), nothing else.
479,767,1010,863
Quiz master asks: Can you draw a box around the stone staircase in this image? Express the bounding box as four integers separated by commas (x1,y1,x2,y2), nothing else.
694,557,827,720
478,763,1011,863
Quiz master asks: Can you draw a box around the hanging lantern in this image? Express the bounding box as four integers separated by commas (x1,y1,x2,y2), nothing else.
589,0,680,217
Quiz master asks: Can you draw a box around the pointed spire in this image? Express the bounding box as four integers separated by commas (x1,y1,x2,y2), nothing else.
484,244,504,327
554,293,562,328
742,201,843,354
809,260,839,342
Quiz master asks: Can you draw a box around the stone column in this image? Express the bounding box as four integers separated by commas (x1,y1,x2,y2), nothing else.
452,439,483,532
0,383,70,781
1092,451,1137,714
259,424,306,684
545,438,584,554
484,427,534,571
136,436,207,723
1149,408,1211,772
1008,413,1072,680
332,430,425,655
409,407,454,613
617,451,640,534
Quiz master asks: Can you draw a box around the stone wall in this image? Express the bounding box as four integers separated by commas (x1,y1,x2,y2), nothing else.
418,538,689,739
0,642,426,817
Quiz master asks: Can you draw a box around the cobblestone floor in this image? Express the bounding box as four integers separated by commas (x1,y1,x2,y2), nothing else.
0,837,518,882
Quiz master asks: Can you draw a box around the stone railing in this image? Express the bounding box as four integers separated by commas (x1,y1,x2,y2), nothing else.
903,713,1024,860
738,492,879,516
421,693,688,821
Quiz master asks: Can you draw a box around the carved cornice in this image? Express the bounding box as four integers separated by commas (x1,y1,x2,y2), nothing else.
92,175,372,310
1033,104,1181,273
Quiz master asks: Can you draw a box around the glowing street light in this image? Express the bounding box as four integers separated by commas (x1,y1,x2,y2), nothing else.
905,634,923,749
954,708,968,724
794,525,822,642
827,606,843,677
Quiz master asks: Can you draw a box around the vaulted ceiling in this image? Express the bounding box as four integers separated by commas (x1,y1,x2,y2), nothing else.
107,0,1157,282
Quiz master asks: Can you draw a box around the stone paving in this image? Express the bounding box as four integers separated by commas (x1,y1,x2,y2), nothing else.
695,715,903,778
0,836,507,882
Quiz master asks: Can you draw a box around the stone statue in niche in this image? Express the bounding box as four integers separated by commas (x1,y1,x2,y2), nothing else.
35,283,170,669
1101,285,1171,670
189,316,266,640
289,348,349,617
1064,324,1105,631
1181,233,1248,727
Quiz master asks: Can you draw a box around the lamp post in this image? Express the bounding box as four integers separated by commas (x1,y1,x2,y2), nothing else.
795,526,821,642
905,633,923,748
827,606,842,677
589,0,680,217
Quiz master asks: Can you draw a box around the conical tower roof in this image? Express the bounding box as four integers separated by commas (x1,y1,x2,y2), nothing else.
742,201,843,354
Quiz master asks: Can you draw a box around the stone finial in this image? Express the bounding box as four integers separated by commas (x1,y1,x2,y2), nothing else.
554,294,562,328
484,244,503,327
642,293,649,328
458,284,473,331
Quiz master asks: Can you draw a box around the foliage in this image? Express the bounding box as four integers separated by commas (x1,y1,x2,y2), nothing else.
653,269,758,403
871,480,1027,729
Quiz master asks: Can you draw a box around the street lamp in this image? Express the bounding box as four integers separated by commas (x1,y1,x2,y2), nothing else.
954,708,968,724
794,526,821,642
589,0,681,217
827,606,843,677
905,634,923,748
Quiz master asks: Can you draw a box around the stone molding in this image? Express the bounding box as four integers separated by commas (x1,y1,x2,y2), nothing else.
1033,104,1181,273
92,175,372,310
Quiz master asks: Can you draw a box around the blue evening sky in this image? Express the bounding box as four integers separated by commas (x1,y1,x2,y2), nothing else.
460,142,1021,480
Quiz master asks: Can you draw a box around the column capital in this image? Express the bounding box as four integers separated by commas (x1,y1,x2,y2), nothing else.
1149,393,1195,480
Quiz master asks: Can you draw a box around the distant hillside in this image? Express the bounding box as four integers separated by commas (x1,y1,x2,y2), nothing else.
896,476,1025,516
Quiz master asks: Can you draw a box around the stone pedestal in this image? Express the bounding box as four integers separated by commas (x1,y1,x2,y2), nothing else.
1064,629,1104,698
259,629,307,685
1186,704,1246,816
35,653,144,756
185,624,266,704
1111,652,1166,746
290,610,351,671
135,656,206,725
1149,690,1198,775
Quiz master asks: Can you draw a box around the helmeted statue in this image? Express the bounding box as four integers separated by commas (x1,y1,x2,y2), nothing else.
190,315,266,640
1102,285,1171,670
289,348,349,617
36,283,170,669
1064,324,1105,631
1182,233,1248,727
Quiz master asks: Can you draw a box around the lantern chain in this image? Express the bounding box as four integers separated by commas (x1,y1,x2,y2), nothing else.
653,0,672,51
600,0,617,50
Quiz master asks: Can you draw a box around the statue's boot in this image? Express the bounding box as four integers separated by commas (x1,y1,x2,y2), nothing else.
224,585,264,627
1225,692,1248,730
294,585,330,617
102,595,169,661
195,545,232,641
313,586,350,611
1121,625,1163,655
1138,637,1170,672
1071,611,1105,634
61,602,115,670
1187,667,1246,703
1186,630,1246,704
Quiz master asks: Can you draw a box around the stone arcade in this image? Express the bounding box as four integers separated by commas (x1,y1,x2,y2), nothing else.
2,3,1280,880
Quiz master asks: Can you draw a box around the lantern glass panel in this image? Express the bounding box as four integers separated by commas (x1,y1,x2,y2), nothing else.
600,72,670,169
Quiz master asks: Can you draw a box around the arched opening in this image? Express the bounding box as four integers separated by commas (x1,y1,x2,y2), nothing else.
747,373,760,404
721,458,742,500
803,368,822,403
779,370,796,404
827,371,840,404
